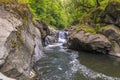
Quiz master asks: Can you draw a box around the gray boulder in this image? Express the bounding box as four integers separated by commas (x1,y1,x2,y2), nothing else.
0,2,43,80
68,30,112,54
102,25,120,57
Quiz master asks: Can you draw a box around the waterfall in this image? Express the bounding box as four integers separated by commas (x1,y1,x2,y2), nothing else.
58,30,68,43
44,30,68,46
34,37,44,62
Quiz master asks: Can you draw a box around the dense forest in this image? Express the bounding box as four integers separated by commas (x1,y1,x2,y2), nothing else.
18,0,109,29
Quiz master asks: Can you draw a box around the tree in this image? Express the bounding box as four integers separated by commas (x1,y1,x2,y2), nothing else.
96,0,100,7
19,0,109,29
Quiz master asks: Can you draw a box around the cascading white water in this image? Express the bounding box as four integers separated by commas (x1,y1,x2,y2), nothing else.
58,30,68,43
44,30,68,46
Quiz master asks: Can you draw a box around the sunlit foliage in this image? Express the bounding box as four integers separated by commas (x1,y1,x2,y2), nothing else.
17,0,109,29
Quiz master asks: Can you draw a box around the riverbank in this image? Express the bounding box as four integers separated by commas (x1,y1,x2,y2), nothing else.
67,0,120,57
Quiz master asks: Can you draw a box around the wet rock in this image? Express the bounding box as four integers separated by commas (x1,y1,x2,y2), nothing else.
44,27,58,46
45,35,56,46
68,30,112,54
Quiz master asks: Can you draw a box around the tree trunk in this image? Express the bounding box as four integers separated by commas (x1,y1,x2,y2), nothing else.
96,0,100,7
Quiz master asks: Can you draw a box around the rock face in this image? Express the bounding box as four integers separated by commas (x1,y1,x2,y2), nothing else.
33,20,50,46
68,31,112,54
68,25,120,57
44,27,58,46
0,2,43,80
102,25,120,57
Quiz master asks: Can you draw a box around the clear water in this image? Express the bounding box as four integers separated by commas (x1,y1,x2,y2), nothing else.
34,43,120,80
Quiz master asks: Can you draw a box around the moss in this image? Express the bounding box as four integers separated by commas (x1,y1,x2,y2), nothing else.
11,40,18,48
11,27,24,49
105,0,120,15
75,25,97,34
95,24,102,33
102,25,120,33
16,27,24,44
80,7,106,27
110,0,120,4
11,39,21,49
23,16,27,27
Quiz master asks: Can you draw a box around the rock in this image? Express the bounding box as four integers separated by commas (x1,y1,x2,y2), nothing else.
33,20,50,46
0,72,16,80
34,37,44,62
104,0,120,27
68,30,112,54
0,2,43,80
44,27,58,46
45,35,56,46
0,9,22,66
102,25,120,57
49,27,58,37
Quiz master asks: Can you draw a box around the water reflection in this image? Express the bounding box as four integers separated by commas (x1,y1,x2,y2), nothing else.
34,43,120,80
78,52,120,77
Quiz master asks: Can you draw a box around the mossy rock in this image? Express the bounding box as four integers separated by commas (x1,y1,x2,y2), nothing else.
103,0,120,26
102,25,120,33
105,0,120,17
81,0,120,27
75,24,97,34
81,7,105,26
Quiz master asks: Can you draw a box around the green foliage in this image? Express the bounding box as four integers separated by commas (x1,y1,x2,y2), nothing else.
28,0,70,29
17,0,110,29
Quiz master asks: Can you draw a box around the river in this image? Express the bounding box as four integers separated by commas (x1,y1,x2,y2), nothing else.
34,31,120,80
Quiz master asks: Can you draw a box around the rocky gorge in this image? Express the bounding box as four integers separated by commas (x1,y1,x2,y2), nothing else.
0,1,49,80
0,0,120,80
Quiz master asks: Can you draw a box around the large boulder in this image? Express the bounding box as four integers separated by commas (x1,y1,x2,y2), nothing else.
0,2,43,80
68,30,112,54
102,25,120,57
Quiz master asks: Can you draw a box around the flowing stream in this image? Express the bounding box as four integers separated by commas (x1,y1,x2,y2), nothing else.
34,31,120,80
